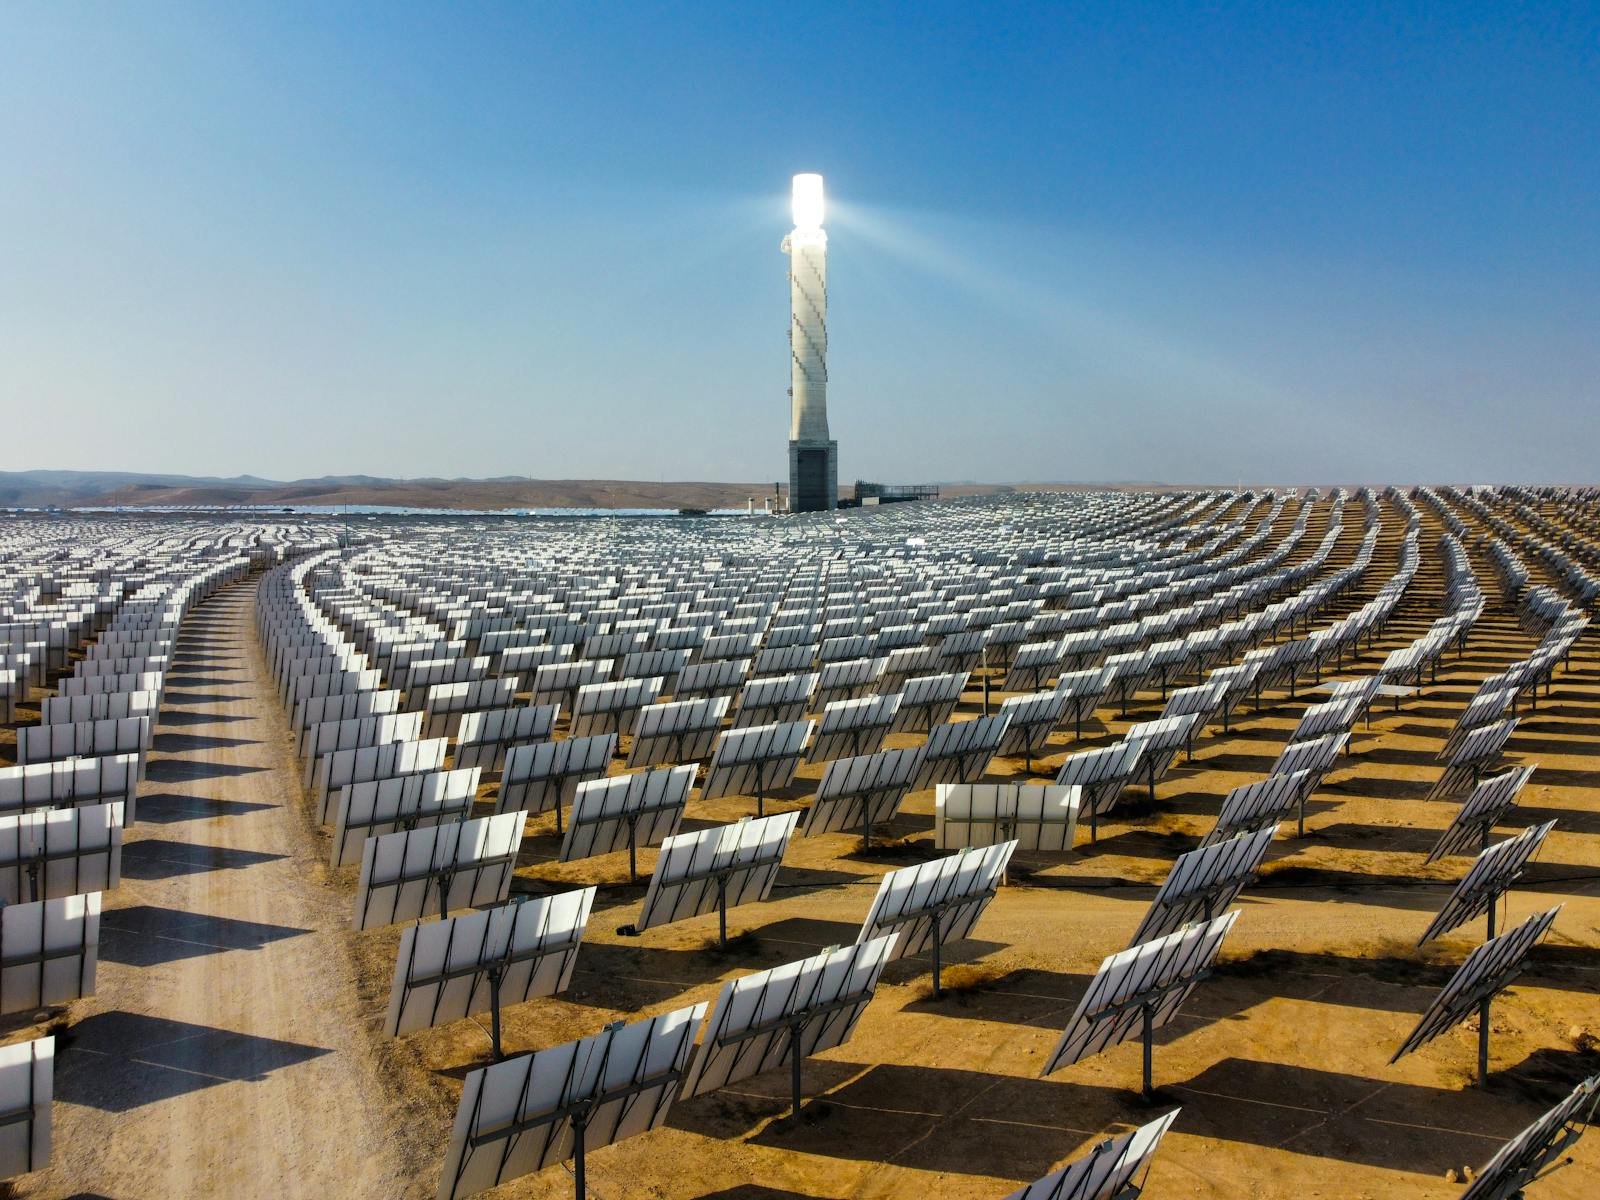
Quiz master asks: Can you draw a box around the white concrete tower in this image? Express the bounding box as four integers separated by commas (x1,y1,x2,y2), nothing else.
783,172,837,512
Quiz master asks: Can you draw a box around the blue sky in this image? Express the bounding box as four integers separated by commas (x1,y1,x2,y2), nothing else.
2,2,1595,483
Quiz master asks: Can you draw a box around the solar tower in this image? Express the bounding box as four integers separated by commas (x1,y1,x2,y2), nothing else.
784,172,837,512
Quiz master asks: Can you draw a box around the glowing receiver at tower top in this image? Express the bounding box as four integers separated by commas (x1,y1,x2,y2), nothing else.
783,173,837,512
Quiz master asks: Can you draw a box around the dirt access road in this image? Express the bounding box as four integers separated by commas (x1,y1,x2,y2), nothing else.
18,577,413,1199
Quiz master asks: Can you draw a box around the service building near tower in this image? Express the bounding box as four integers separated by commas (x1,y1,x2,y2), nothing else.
784,173,838,512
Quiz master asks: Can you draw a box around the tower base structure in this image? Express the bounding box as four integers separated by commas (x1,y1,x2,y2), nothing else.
788,440,838,513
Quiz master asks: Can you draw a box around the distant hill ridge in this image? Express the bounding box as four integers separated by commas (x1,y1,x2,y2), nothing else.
0,470,1162,511
0,470,772,511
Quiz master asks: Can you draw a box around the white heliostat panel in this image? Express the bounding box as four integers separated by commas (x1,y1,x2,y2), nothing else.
1161,678,1229,726
808,693,901,764
17,716,149,764
935,784,1079,852
1462,1071,1600,1200
437,1003,706,1200
889,672,968,733
1428,717,1518,799
1439,688,1516,761
452,704,559,774
1268,732,1347,786
1053,667,1111,738
1416,821,1555,946
1200,772,1308,847
1266,732,1350,835
857,843,1015,985
996,690,1070,760
1002,641,1065,693
313,737,450,824
1124,712,1201,782
1125,826,1275,947
1054,741,1144,825
1425,765,1537,863
1003,1108,1180,1200
680,935,898,1101
39,689,158,726
1391,906,1560,1065
301,712,422,788
558,765,694,866
635,812,799,934
385,887,596,1037
733,672,814,728
570,677,661,739
675,657,751,700
0,894,101,1015
626,696,728,768
353,812,527,931
908,714,1010,790
0,803,123,905
529,659,611,709
805,745,924,839
1286,696,1363,744
1046,737,1137,840
329,767,481,869
0,1037,53,1181
1043,911,1237,1077
0,754,140,823
494,733,616,818
701,720,813,804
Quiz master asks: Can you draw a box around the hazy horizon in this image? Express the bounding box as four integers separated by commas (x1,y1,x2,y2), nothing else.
3,3,1595,484
6,467,1567,491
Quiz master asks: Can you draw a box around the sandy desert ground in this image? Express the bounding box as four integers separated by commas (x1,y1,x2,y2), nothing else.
1,490,1596,1200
